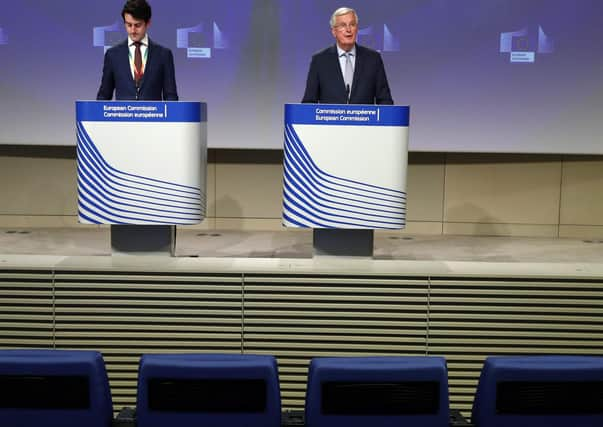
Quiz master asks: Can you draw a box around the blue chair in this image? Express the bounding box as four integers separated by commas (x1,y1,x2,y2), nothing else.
305,356,449,427
472,355,603,427
136,353,281,427
0,349,113,427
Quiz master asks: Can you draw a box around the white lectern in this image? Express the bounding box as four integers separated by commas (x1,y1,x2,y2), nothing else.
76,101,207,255
282,103,409,256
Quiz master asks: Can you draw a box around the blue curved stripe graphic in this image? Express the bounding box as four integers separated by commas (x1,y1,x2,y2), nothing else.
282,124,406,229
77,121,205,224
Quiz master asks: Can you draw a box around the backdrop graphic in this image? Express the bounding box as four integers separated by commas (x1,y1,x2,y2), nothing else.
1,0,602,153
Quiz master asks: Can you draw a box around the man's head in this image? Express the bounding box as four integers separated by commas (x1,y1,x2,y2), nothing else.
122,0,152,43
330,7,358,51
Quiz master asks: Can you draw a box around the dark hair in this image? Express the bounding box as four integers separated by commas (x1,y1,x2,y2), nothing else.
121,0,152,23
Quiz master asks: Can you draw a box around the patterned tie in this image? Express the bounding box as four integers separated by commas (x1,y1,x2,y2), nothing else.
343,52,354,95
134,41,144,86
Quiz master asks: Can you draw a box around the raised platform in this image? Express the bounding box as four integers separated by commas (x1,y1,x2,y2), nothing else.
1,227,602,416
2,227,603,263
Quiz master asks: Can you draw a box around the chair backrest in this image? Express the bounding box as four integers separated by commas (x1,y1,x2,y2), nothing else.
305,356,449,427
136,353,281,427
0,349,113,427
472,355,603,427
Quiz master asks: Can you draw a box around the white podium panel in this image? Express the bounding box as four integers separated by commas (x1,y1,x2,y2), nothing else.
76,101,206,225
283,104,410,230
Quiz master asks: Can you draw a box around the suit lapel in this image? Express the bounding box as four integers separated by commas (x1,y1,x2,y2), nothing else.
330,45,346,91
138,39,154,91
118,41,137,90
351,44,363,98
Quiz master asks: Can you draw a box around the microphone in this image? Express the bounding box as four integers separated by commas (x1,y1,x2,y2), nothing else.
346,84,350,104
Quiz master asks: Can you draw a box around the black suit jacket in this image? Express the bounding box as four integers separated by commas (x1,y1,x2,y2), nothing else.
301,44,393,105
96,39,178,101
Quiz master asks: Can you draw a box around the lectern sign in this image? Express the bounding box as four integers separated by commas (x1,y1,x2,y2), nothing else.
283,103,409,229
287,104,407,126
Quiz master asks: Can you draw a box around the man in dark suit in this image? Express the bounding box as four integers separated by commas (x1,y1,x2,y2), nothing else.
96,0,178,101
302,7,393,105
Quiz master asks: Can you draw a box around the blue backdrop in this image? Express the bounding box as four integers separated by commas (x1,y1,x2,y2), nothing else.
0,0,602,153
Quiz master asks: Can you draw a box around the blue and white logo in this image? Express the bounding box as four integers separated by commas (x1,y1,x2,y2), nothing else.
93,20,124,52
358,24,400,52
500,25,554,63
0,27,8,45
177,21,229,59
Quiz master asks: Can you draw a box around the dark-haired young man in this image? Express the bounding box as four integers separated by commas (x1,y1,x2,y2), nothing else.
97,0,178,101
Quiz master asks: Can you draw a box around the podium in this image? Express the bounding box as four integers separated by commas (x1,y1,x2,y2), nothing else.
76,101,207,255
282,103,409,257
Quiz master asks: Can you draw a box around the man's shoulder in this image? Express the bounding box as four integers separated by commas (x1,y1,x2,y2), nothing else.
355,44,381,58
148,39,172,53
312,45,337,59
105,39,128,55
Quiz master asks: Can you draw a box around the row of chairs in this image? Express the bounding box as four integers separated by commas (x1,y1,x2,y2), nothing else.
0,350,602,426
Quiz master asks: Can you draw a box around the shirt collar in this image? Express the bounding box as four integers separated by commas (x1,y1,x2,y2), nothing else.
129,34,149,47
337,44,356,57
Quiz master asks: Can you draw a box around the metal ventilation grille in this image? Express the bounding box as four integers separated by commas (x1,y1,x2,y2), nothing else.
0,270,54,349
242,274,429,409
2,267,602,417
428,277,603,416
53,271,243,411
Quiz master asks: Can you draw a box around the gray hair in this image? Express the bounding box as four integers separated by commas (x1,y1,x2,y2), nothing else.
329,7,358,28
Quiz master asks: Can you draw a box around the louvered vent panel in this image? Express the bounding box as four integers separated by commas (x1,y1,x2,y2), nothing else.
3,265,602,419
53,271,243,412
0,271,53,349
242,274,429,409
428,277,603,417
